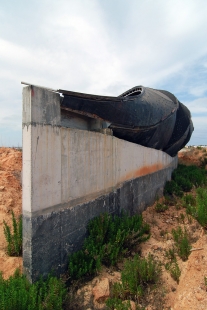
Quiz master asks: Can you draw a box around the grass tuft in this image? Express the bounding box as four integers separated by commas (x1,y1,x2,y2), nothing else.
3,211,22,256
171,226,191,261
106,254,161,308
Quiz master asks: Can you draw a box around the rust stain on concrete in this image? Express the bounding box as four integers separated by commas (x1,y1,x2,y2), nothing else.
121,163,164,182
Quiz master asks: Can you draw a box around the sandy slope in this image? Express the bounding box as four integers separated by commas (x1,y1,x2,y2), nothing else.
0,147,22,279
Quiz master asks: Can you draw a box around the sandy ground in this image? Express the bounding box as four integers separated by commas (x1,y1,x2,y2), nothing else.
0,147,22,279
0,146,207,309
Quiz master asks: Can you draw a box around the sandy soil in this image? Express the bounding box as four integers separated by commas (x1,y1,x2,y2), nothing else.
0,147,22,279
0,146,207,309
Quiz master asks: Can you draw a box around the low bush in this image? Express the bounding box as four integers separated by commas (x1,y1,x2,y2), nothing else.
196,187,207,228
155,202,168,213
171,226,191,261
184,187,207,228
182,194,196,208
165,259,181,283
164,180,183,197
106,254,161,308
3,211,22,256
68,213,150,280
0,269,67,310
164,164,206,197
165,248,176,261
204,276,207,289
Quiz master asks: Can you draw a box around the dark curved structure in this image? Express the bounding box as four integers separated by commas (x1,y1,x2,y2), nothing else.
59,86,193,157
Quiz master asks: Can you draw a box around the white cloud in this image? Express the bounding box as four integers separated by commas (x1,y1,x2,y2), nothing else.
186,97,207,114
0,0,207,145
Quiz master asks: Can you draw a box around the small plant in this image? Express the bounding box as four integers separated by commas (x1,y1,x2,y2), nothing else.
155,202,168,213
172,226,191,261
186,214,193,224
3,211,22,256
106,298,131,310
196,187,207,228
165,260,181,283
179,213,185,224
0,269,67,310
106,254,161,307
183,193,196,207
68,213,150,280
164,180,182,197
121,254,161,296
204,276,207,290
165,248,176,261
164,194,177,206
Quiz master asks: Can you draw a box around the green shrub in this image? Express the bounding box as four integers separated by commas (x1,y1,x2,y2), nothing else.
171,226,191,261
164,195,177,206
155,202,168,213
121,254,161,296
68,213,150,280
165,259,181,283
164,180,182,197
106,298,131,310
173,175,192,192
196,187,207,228
165,248,176,261
3,211,22,256
176,165,206,187
204,276,207,288
106,254,161,307
182,194,196,208
164,164,206,197
0,269,66,310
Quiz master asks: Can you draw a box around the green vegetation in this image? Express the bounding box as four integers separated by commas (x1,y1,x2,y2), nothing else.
172,226,191,261
106,254,161,308
165,248,176,261
182,193,196,208
184,187,207,228
196,187,207,228
164,164,206,197
3,211,22,256
0,270,67,310
68,213,150,280
155,202,168,213
204,276,207,289
165,259,181,283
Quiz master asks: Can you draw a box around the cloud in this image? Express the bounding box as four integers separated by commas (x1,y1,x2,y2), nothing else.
0,0,207,145
186,97,207,114
189,116,207,145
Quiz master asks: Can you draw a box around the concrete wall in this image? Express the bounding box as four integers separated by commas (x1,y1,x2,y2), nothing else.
22,85,177,282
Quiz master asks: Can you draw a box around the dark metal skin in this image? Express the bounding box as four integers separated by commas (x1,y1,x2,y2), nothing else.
59,86,193,157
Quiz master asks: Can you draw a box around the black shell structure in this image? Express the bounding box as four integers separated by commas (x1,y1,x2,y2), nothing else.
60,86,193,157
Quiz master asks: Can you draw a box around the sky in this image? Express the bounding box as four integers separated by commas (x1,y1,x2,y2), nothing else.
0,0,207,147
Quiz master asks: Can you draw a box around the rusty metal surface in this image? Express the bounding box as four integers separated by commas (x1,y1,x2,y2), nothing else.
60,86,193,157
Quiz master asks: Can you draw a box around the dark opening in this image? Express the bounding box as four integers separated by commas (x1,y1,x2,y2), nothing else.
123,87,143,97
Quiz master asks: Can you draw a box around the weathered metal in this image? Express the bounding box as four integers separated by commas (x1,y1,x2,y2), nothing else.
59,86,193,157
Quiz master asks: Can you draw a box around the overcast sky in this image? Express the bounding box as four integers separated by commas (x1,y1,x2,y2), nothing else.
0,0,207,146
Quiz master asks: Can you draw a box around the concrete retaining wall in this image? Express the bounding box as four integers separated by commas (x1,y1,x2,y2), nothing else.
22,85,177,282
